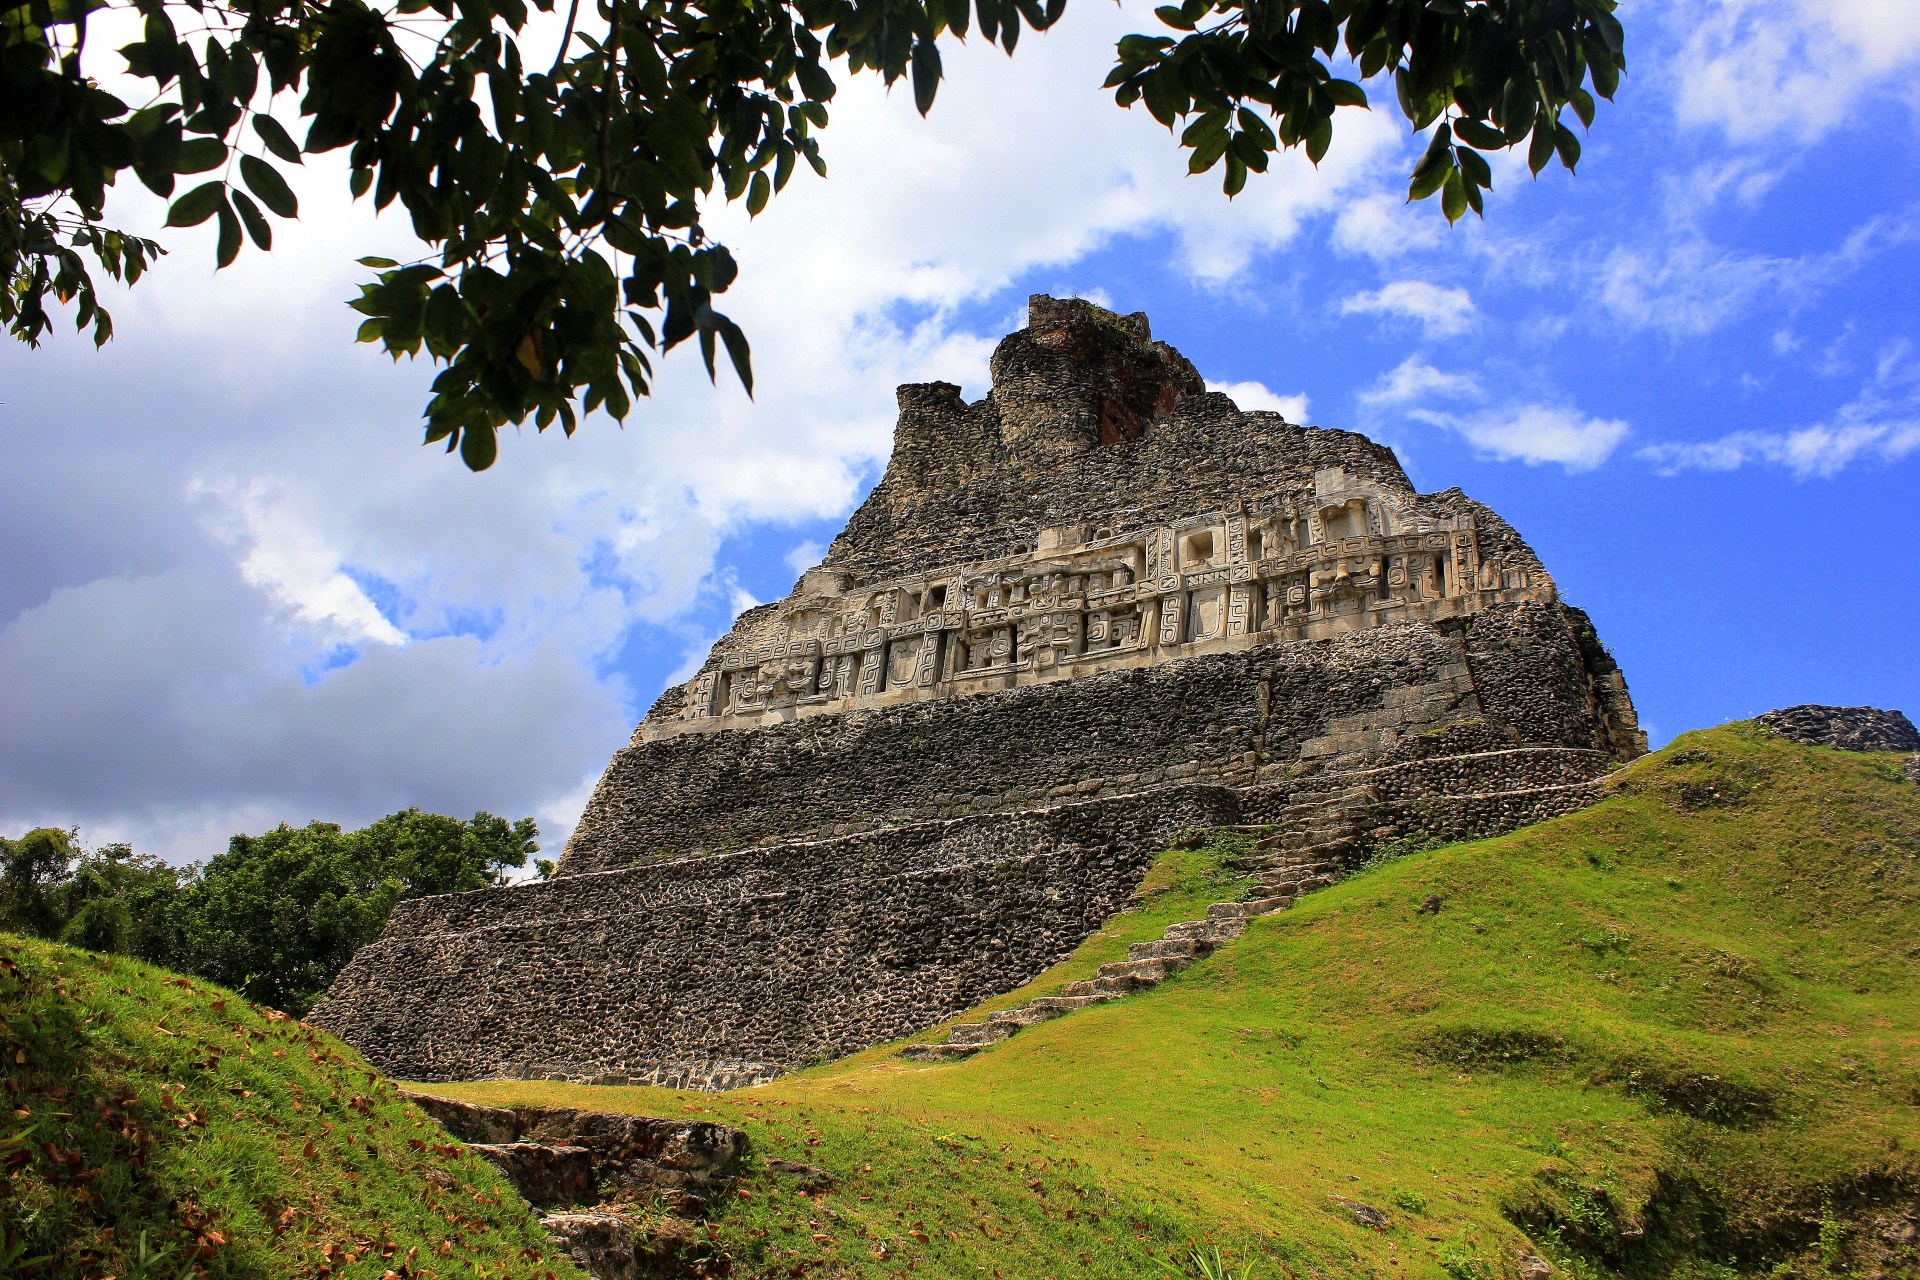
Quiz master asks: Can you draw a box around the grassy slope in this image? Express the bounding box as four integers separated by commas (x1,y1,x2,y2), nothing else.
0,935,585,1279
425,725,1920,1280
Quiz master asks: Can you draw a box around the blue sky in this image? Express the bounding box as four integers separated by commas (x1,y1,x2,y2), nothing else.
2,0,1916,859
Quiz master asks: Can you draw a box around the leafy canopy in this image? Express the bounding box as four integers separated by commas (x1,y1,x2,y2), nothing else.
1,0,1624,467
0,808,539,1014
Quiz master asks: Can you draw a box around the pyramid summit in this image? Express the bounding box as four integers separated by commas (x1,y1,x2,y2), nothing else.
312,295,1646,1088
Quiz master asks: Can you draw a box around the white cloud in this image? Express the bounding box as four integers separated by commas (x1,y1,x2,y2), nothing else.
784,540,827,577
1595,206,1920,339
0,0,1409,861
1638,340,1920,476
1331,196,1443,260
1207,380,1310,422
1339,280,1478,337
1671,0,1920,144
1597,238,1788,338
1358,358,1483,410
1409,404,1632,472
1361,359,1625,471
194,478,408,647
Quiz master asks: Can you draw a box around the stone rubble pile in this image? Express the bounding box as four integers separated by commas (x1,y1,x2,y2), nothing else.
1756,704,1919,754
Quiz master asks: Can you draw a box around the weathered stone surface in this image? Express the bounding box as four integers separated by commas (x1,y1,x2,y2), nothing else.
539,1210,702,1280
314,296,1648,1090
403,1091,748,1213
468,1142,595,1207
405,1092,519,1143
1757,705,1920,753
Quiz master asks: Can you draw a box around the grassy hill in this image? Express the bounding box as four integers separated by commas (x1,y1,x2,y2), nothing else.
0,933,583,1278
418,723,1920,1280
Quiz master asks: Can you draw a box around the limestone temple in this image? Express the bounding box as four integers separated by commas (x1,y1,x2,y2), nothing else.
312,296,1647,1089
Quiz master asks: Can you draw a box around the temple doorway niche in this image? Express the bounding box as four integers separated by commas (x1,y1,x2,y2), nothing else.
1187,587,1226,641
1321,499,1371,541
1183,529,1217,568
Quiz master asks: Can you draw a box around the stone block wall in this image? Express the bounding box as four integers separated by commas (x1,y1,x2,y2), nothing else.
313,787,1238,1084
564,601,1622,874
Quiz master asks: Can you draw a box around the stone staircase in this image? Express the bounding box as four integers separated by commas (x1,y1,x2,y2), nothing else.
897,830,1346,1063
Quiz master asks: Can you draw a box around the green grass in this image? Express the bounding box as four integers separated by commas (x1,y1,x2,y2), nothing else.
0,935,584,1279
422,725,1920,1279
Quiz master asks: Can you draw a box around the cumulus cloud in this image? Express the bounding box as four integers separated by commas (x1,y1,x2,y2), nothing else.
1411,404,1633,472
1639,340,1920,477
1358,358,1482,410
1360,358,1627,471
1330,196,1444,260
1671,0,1920,144
783,540,827,576
1339,280,1478,337
1595,203,1920,339
1207,380,1310,422
0,0,1405,861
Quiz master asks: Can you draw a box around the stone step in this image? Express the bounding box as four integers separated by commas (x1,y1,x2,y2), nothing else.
1163,918,1247,943
1128,937,1215,962
1094,956,1188,982
899,1042,980,1061
1207,896,1294,921
988,1003,1073,1029
1061,972,1158,998
1251,872,1335,894
1236,854,1341,872
1025,994,1115,1012
948,1021,1018,1045
1256,824,1361,851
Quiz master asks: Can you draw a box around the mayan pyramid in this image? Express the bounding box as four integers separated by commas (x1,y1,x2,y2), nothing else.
312,295,1645,1088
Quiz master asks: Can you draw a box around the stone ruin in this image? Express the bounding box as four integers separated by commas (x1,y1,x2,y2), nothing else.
1756,705,1920,754
312,295,1649,1090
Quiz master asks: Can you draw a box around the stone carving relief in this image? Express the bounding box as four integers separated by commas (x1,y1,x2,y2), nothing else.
648,479,1557,741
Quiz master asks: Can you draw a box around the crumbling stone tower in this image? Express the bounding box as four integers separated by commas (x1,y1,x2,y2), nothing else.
313,297,1645,1088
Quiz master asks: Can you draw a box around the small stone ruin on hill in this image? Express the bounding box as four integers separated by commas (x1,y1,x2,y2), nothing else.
311,295,1650,1090
1756,705,1920,754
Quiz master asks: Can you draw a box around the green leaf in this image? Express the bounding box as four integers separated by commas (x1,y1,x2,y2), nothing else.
176,137,227,173
251,115,303,164
1323,79,1368,109
232,188,272,249
358,256,400,268
1569,86,1596,129
1235,107,1275,149
1222,149,1247,197
459,424,498,471
718,316,753,397
746,170,771,217
1527,119,1556,174
910,37,941,117
239,155,298,218
1407,122,1452,197
1187,129,1230,174
144,9,179,85
1453,117,1506,150
216,201,242,267
1456,146,1492,189
1154,5,1195,30
1305,116,1332,166
165,181,226,227
1441,167,1467,223
1554,121,1581,171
